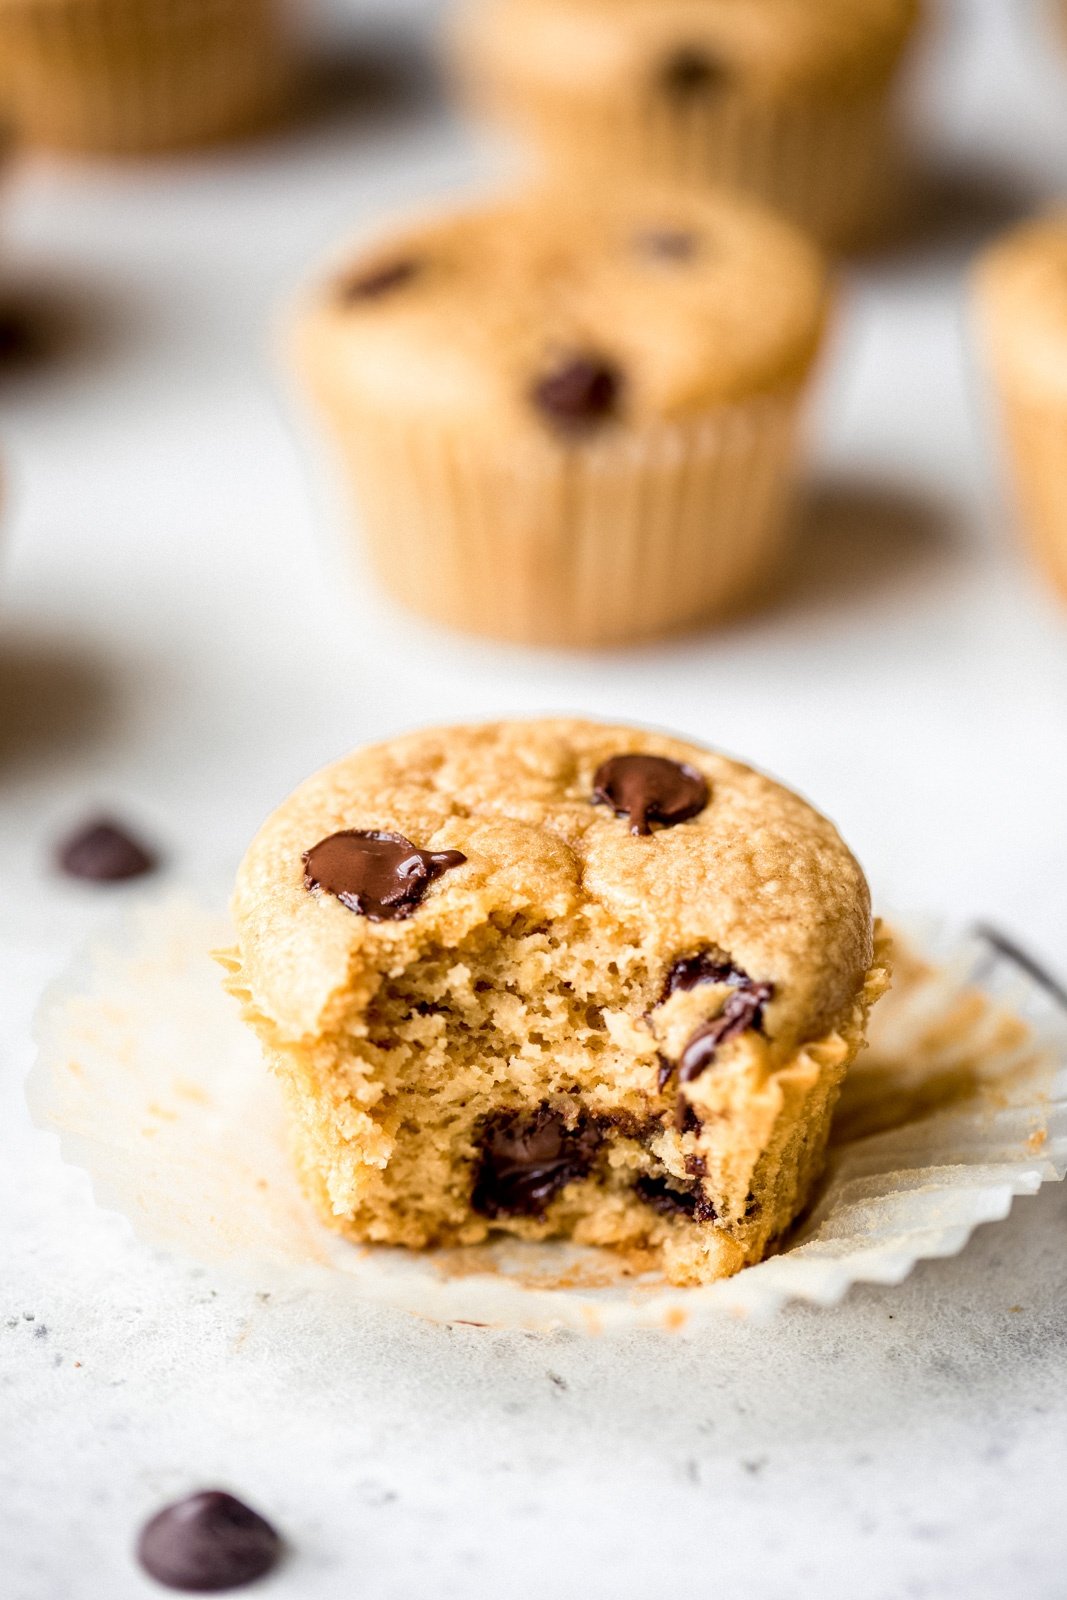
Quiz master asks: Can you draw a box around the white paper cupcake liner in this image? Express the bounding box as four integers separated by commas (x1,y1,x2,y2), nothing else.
28,895,1067,1333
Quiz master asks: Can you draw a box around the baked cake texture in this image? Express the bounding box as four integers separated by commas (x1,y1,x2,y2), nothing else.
975,214,1067,605
292,186,829,647
223,719,888,1287
452,0,923,250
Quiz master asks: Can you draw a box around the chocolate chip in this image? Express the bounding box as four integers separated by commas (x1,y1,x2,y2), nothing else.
303,830,466,922
657,1053,674,1092
660,47,732,97
531,357,620,431
56,818,157,882
471,1107,601,1218
634,229,698,261
136,1491,281,1592
635,1173,717,1224
675,1097,703,1135
592,754,709,837
338,258,419,304
678,982,774,1084
662,950,750,1002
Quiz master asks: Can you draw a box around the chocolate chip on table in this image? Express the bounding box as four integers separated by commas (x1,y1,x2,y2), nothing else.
56,818,157,882
635,1173,717,1224
678,981,774,1084
136,1491,281,1592
337,258,420,304
471,1107,602,1218
531,357,621,431
592,754,709,837
304,830,466,922
660,47,733,97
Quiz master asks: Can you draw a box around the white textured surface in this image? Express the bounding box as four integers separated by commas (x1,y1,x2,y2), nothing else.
3,0,1067,1596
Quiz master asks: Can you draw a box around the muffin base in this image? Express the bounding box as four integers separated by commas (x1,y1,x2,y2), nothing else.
0,0,294,154
311,391,805,648
988,383,1067,602
223,921,888,1289
470,80,911,253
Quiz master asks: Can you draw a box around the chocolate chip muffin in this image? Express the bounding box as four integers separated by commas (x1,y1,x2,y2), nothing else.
452,0,922,250
975,215,1067,606
0,0,292,154
223,719,888,1288
292,187,829,647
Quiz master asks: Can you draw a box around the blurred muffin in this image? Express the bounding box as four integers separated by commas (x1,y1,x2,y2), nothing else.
291,186,830,648
975,215,1067,604
0,0,293,155
452,0,923,251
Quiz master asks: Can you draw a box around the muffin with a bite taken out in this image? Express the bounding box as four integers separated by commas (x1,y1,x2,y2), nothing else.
222,718,889,1287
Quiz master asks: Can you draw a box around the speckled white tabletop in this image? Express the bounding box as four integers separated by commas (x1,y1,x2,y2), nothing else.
3,1,1067,1596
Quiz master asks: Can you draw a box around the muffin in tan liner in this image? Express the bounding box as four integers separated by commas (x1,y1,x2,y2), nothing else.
220,718,888,1290
292,187,829,648
0,0,293,155
29,891,1067,1329
975,214,1067,605
451,0,923,252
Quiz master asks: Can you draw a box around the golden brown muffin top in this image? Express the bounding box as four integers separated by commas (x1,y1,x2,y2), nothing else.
294,187,828,432
975,214,1067,400
232,718,874,1052
456,0,921,104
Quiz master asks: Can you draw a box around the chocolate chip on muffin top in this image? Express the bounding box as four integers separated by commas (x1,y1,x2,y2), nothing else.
304,830,466,921
592,754,709,836
531,355,621,429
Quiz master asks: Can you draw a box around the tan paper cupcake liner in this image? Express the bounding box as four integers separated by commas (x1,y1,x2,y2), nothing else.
28,896,1067,1333
315,391,802,648
0,0,292,153
986,380,1067,603
474,82,908,252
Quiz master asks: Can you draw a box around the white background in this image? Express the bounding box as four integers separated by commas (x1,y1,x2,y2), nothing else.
3,1,1067,1595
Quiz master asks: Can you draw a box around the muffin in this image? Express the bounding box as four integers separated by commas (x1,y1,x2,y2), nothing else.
452,0,922,251
292,186,830,647
222,718,888,1288
0,0,293,155
975,215,1067,604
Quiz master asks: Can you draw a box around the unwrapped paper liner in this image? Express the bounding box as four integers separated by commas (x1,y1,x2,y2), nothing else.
28,896,1067,1333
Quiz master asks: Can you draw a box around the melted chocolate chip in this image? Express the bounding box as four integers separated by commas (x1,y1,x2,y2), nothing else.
532,357,621,431
592,754,709,837
661,47,733,97
635,1173,717,1224
56,818,157,882
662,950,749,1002
657,1053,674,1092
303,830,466,922
338,258,420,303
675,1097,703,1135
137,1491,281,1592
471,1107,601,1218
678,982,774,1084
634,229,698,261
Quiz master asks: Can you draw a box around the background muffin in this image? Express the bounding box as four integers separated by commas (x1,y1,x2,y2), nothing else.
292,185,830,648
975,214,1067,604
452,0,923,251
225,717,887,1288
0,0,293,154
